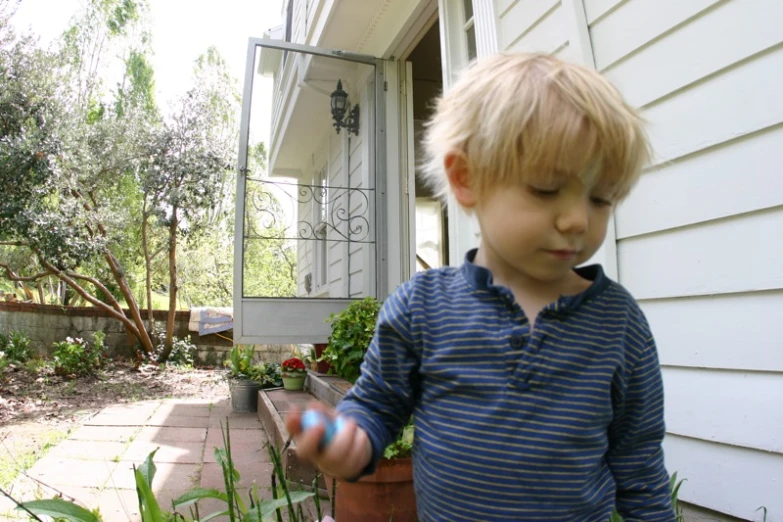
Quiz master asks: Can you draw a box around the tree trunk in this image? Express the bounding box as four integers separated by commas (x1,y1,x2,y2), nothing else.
48,276,55,304
36,256,151,352
102,250,155,354
162,208,178,361
142,211,155,333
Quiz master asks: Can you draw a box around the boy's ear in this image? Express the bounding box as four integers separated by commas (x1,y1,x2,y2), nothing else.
445,151,477,209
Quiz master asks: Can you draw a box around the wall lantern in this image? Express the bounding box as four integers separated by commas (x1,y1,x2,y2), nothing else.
330,79,360,136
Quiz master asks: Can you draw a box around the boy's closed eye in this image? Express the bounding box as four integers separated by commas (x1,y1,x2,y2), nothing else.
590,195,613,208
527,184,614,208
527,185,560,197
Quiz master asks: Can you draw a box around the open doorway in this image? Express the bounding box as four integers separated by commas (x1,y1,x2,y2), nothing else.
406,22,448,273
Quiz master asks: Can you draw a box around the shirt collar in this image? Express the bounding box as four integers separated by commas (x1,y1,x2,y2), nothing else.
459,248,610,311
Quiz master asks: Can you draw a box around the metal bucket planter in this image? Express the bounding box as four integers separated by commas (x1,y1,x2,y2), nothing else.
229,378,260,412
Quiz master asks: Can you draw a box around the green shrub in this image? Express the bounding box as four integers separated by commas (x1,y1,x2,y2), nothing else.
52,334,105,377
163,336,197,367
320,296,381,383
0,329,32,363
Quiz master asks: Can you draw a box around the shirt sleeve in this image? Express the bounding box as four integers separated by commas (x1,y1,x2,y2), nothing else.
335,281,419,477
607,332,676,522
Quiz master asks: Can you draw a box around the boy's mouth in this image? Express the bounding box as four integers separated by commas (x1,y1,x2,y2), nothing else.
545,249,579,261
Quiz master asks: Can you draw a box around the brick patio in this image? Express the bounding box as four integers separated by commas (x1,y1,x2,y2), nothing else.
0,397,330,521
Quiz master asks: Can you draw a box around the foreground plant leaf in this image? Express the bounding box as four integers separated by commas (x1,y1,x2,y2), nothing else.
172,487,228,508
18,498,99,522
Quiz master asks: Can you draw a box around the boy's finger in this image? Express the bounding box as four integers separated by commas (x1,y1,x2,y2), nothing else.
322,417,358,467
296,421,327,460
306,400,335,417
345,424,371,477
285,405,302,435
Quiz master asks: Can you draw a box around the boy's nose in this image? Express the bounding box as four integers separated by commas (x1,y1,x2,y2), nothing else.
555,200,589,235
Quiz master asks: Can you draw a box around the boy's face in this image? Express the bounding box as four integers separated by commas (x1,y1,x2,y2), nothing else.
468,172,614,285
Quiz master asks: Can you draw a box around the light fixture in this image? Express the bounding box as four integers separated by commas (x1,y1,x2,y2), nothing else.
330,79,360,136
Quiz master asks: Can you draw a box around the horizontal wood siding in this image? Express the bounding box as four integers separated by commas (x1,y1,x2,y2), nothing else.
589,0,783,517
348,133,367,298
616,124,783,238
643,291,783,372
663,435,783,519
498,0,569,55
663,367,783,453
327,134,345,295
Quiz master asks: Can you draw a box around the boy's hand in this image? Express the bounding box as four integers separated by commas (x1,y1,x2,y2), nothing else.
285,401,372,480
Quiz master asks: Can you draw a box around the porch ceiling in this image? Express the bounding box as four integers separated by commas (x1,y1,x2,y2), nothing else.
318,0,389,52
268,54,369,179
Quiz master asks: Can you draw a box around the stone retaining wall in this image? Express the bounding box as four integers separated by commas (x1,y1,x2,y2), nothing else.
0,302,298,365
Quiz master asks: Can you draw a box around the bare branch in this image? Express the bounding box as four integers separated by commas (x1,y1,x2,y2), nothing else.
0,240,27,247
0,263,52,283
66,271,124,315
70,188,108,237
36,255,140,337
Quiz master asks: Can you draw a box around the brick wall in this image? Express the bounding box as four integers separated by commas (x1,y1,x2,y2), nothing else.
0,302,298,366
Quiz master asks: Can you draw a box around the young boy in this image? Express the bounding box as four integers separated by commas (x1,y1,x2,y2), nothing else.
287,52,675,521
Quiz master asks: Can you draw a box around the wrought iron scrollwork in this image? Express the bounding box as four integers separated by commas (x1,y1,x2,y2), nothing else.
245,178,374,244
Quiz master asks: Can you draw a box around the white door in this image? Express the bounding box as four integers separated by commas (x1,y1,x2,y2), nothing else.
234,39,390,345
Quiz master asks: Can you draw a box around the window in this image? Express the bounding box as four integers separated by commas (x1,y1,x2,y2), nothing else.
306,0,314,35
313,165,329,293
462,0,477,61
283,0,294,63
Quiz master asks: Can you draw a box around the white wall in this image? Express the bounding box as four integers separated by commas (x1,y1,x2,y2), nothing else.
496,0,783,519
292,73,376,300
327,132,348,297
498,0,569,55
585,0,783,519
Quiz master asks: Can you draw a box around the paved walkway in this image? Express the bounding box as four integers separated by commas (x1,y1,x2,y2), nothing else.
0,398,328,521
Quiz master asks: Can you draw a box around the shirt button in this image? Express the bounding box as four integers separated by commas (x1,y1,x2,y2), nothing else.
510,336,524,348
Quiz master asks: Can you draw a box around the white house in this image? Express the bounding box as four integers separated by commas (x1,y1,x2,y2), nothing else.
233,0,783,519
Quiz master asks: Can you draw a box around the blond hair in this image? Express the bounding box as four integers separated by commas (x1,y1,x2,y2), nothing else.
421,53,651,205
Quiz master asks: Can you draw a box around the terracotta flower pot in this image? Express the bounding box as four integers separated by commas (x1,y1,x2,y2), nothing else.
314,343,333,374
322,457,417,522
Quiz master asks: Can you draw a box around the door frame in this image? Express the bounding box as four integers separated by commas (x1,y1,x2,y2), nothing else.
233,38,390,345
394,8,439,280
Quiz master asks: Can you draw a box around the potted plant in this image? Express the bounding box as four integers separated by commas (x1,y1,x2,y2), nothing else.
224,345,260,412
251,360,283,390
322,419,416,522
319,296,382,383
319,297,418,521
281,356,307,391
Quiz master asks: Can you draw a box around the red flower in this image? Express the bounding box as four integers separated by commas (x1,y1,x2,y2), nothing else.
282,357,306,372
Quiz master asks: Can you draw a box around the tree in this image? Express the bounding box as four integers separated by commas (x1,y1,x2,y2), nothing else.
0,0,157,354
1,2,295,360
137,87,232,359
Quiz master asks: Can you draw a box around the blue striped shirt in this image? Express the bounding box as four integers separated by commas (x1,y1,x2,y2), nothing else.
337,250,675,521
